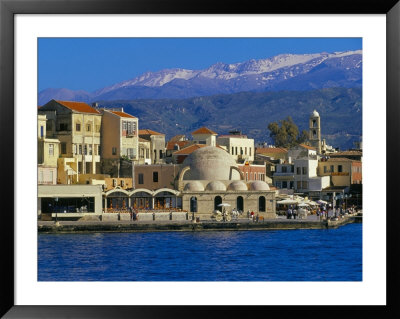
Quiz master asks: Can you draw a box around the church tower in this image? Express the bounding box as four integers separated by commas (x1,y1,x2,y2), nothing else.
309,110,322,154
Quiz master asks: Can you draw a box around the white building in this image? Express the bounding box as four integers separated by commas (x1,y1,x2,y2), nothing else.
294,157,330,193
217,131,255,163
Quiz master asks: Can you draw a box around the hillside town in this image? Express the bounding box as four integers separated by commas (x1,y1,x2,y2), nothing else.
37,99,362,223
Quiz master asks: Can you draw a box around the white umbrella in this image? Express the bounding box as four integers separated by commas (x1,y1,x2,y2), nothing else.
317,200,328,205
277,199,300,205
297,202,309,207
217,203,231,207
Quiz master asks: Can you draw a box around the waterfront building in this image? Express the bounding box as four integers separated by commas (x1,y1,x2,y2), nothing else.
177,146,276,220
100,108,139,176
138,137,152,164
273,161,295,192
38,114,60,185
38,184,103,220
217,130,255,163
133,163,181,191
139,129,166,164
294,157,330,196
318,157,362,187
39,100,102,175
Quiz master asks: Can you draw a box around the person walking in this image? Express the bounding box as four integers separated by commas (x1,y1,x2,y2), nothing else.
256,213,259,223
251,211,254,222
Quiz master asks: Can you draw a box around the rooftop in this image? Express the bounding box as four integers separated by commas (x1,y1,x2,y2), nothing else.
139,129,164,136
110,110,136,119
256,147,288,154
173,144,207,155
166,140,190,150
191,127,217,135
298,143,316,150
55,100,101,114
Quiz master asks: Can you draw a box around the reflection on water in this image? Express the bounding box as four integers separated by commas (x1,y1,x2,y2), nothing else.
38,223,362,281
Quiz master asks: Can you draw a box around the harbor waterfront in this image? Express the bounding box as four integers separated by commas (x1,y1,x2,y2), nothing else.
38,221,362,281
38,213,361,233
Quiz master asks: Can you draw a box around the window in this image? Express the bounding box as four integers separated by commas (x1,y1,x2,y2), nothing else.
86,124,91,132
76,123,81,131
282,181,288,188
79,145,82,155
73,144,77,155
89,145,93,155
48,144,54,156
302,181,308,189
246,172,248,181
153,172,159,182
259,196,266,212
40,126,44,138
138,173,144,184
245,147,247,155
146,149,149,158
338,165,343,173
231,147,234,154
123,121,127,131
330,165,334,172
159,150,163,159
112,147,117,155
297,181,302,189
235,147,238,155
190,197,198,213
59,123,68,131
296,167,301,175
282,166,287,173
291,166,294,173
249,148,252,156
98,145,101,156
61,142,67,154
275,181,281,188
240,147,243,155
84,145,87,155
302,167,307,175
324,166,327,173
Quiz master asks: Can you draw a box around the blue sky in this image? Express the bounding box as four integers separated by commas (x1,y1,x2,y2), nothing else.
38,38,362,92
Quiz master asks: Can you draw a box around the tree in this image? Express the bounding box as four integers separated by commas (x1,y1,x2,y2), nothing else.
268,116,308,148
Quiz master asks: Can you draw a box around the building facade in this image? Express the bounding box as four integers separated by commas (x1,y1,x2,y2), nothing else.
139,129,166,164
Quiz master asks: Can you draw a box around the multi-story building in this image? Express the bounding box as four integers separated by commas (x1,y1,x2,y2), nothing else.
139,129,166,164
191,127,217,146
237,162,266,182
255,147,288,161
287,143,317,161
138,137,152,164
38,114,60,185
217,130,255,163
39,100,102,175
294,157,330,195
101,108,139,161
134,164,181,190
273,161,295,191
318,157,362,187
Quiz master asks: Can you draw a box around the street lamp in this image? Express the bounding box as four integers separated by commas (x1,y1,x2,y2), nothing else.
54,197,58,223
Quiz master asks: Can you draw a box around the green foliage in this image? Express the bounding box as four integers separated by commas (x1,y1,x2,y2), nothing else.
267,116,307,148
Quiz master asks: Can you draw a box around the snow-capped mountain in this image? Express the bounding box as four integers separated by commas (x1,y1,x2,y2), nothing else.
38,50,362,105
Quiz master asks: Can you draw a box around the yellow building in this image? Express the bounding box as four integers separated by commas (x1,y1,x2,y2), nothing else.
101,109,139,161
318,157,362,187
37,114,60,184
39,100,102,175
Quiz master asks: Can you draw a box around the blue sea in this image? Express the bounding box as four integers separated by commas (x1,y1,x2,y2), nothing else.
38,223,362,281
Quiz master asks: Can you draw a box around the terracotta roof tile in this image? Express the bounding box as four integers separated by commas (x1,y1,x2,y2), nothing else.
110,110,136,118
299,144,316,150
191,127,217,135
55,100,100,114
173,144,207,155
139,129,164,136
166,140,190,150
169,135,186,142
256,147,288,154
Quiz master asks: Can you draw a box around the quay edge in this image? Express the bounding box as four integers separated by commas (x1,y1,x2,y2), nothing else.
38,216,361,234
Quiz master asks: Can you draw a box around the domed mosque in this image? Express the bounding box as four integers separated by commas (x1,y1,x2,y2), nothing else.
177,146,276,220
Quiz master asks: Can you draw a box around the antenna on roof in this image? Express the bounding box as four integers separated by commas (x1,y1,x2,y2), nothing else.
92,102,99,109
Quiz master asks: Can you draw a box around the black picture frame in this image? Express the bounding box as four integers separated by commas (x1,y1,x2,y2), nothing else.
1,0,399,318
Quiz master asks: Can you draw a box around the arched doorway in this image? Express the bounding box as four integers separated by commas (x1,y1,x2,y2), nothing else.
214,196,222,212
259,196,266,212
237,196,244,212
190,197,197,213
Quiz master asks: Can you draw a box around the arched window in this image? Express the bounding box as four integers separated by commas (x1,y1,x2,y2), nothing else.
214,196,222,212
190,197,197,213
259,196,266,212
237,196,244,211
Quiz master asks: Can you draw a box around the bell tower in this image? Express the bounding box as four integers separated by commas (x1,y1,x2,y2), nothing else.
309,110,321,154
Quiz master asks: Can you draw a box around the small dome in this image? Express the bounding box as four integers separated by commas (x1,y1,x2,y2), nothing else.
311,109,320,117
183,181,205,192
205,181,227,191
249,181,270,191
227,180,248,191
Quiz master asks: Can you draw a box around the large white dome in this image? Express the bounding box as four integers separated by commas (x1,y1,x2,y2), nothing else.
227,180,248,191
248,181,270,191
205,181,227,191
181,146,240,181
183,181,205,192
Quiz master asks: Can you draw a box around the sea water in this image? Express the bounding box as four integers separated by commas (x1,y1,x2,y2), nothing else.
38,223,361,281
